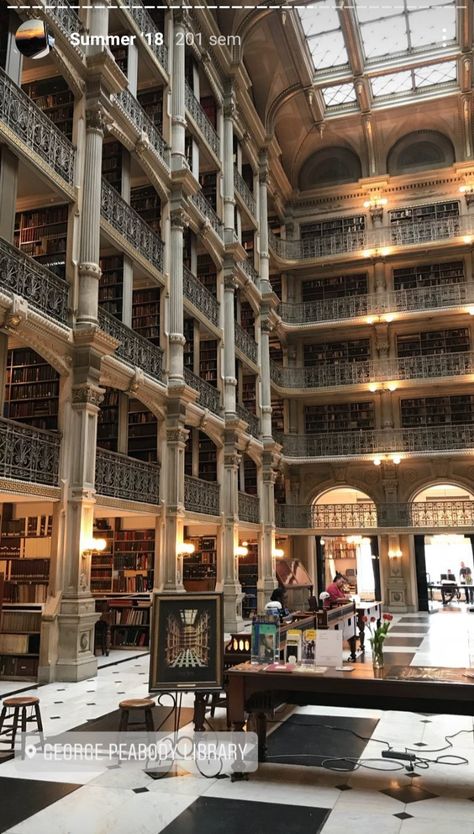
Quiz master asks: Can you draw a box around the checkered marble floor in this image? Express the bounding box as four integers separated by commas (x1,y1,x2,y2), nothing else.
1,609,474,834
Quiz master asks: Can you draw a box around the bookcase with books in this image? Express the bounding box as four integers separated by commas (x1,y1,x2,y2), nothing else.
304,401,375,434
110,41,128,75
90,520,114,594
199,172,217,210
198,432,217,481
200,339,218,386
240,302,255,337
397,328,470,358
127,400,158,463
302,273,368,302
200,96,217,128
242,375,257,414
389,202,460,243
184,318,195,371
197,254,217,297
270,274,282,298
132,287,161,345
131,186,161,235
102,140,122,193
113,529,155,594
15,204,68,278
4,348,60,431
0,606,43,680
243,456,258,495
304,339,371,366
392,261,465,291
94,596,152,650
99,255,123,319
271,397,285,434
238,542,258,616
97,388,119,452
22,77,74,141
137,88,163,131
401,395,474,427
300,215,365,243
183,535,217,590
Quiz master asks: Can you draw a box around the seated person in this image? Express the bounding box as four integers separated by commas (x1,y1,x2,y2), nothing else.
323,574,352,609
265,587,290,619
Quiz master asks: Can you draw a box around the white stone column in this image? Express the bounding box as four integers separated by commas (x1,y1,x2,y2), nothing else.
77,108,105,326
258,449,277,610
171,11,186,171
222,431,244,631
259,307,273,440
223,273,237,415
168,206,186,383
223,87,235,237
259,151,271,294
161,401,188,591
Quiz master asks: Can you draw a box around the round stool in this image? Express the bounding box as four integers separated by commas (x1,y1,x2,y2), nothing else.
118,698,155,732
0,695,44,754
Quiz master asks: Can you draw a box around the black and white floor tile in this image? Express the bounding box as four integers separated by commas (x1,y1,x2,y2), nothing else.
1,610,474,833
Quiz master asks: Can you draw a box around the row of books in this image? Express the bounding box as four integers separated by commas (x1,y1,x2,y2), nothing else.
114,555,152,570
9,559,49,578
109,608,150,625
0,611,41,632
112,628,148,647
7,584,48,603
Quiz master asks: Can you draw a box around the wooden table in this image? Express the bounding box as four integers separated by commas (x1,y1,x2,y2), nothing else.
227,662,474,761
356,600,382,652
427,583,461,605
315,602,357,660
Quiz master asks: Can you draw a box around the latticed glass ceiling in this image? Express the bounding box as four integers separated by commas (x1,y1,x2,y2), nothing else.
370,60,457,98
298,3,349,69
354,0,457,60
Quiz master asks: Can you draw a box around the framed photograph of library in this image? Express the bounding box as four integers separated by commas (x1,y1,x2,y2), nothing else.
149,592,223,692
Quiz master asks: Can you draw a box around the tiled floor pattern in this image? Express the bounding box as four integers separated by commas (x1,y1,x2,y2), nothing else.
1,610,474,833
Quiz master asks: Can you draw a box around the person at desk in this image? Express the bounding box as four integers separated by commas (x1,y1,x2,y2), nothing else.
459,562,474,604
324,574,352,609
265,587,290,619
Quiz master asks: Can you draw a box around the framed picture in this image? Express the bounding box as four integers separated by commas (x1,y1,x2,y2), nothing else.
149,592,223,691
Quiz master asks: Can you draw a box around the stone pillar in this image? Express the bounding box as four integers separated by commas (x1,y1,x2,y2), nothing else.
222,89,234,237
259,151,271,294
168,206,186,384
121,256,134,327
259,306,273,440
77,107,105,326
222,431,243,631
223,272,237,415
258,449,277,610
171,11,186,171
161,401,188,591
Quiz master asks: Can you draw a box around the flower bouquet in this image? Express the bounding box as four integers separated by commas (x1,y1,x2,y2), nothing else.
362,613,393,670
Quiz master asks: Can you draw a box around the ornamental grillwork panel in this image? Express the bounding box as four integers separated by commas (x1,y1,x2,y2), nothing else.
95,448,160,503
191,190,224,240
183,368,221,415
238,492,260,523
234,167,256,217
99,308,163,382
184,475,220,515
185,81,220,157
126,0,168,69
183,266,219,326
235,322,258,365
101,179,164,273
115,88,169,167
0,418,60,486
236,404,260,438
0,238,68,324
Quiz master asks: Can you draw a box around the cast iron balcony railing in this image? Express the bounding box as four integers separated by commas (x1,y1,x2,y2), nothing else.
125,0,168,70
185,80,220,157
279,295,372,325
184,367,221,415
235,322,258,365
0,238,69,324
279,424,474,458
95,448,160,504
0,67,75,185
114,88,169,168
183,266,219,327
387,282,474,313
0,417,60,486
270,360,373,389
99,308,163,382
275,501,474,530
234,167,256,217
191,190,224,240
389,216,461,246
236,404,260,438
184,475,220,515
47,0,83,39
395,351,474,381
241,257,259,286
101,179,164,274
238,492,260,523
269,228,366,260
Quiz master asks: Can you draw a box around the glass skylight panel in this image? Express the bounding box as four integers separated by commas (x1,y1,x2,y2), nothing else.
298,1,349,70
371,70,413,97
309,29,348,70
414,60,457,87
359,15,409,59
355,0,457,61
298,3,340,34
322,83,357,107
408,6,456,49
354,2,396,23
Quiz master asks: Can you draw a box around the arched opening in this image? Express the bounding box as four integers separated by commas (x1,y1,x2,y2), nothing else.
312,487,379,601
411,483,474,612
387,130,455,175
298,146,362,190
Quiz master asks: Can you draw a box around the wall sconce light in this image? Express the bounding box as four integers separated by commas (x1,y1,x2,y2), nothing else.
388,549,402,559
363,196,387,209
463,235,473,245
235,545,249,558
272,548,285,558
373,454,402,466
81,538,107,558
459,185,474,194
373,457,382,466
177,542,195,557
346,535,362,544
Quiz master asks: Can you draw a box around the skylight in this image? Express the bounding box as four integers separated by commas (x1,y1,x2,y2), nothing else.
371,60,457,98
298,2,349,70
354,0,457,61
322,83,357,108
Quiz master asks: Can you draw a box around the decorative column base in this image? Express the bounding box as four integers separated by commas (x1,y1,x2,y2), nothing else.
55,596,98,681
223,581,244,633
387,577,408,613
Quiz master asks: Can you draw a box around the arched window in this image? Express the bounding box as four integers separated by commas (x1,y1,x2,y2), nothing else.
298,146,362,189
387,130,454,175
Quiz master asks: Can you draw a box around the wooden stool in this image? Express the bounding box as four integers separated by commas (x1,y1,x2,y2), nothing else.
118,698,155,732
0,696,44,755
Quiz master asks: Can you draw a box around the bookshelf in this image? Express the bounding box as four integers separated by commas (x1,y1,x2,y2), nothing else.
132,287,160,345
90,520,114,594
401,395,474,427
304,339,371,365
393,261,465,291
22,77,74,141
397,328,470,358
302,273,368,302
110,41,128,75
137,88,163,131
270,274,282,298
197,254,217,297
15,204,68,279
0,507,51,606
99,254,123,319
271,397,284,433
127,400,158,463
199,172,217,210
198,432,217,481
243,457,258,495
269,336,284,364
0,606,43,680
242,375,257,413
274,472,286,504
200,96,217,128
130,186,161,235
184,318,195,370
4,348,60,431
102,140,122,192
305,401,375,434
183,535,217,589
240,302,255,336
94,596,152,650
200,339,218,386
113,530,155,593
238,541,258,615
390,201,459,226
301,215,365,242
97,388,119,452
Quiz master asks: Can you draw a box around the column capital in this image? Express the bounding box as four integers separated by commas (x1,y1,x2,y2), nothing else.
170,207,188,229
85,106,108,134
166,426,189,445
71,383,104,408
78,261,102,281
224,275,238,292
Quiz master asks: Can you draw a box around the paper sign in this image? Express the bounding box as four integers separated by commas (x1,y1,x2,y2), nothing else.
315,629,343,666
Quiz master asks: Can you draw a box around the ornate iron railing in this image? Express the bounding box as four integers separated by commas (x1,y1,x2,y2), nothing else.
235,322,258,365
279,294,372,324
191,190,224,240
395,351,474,380
0,238,69,324
185,80,220,157
238,492,260,523
47,0,83,39
101,179,164,273
241,257,259,285
183,266,219,326
388,282,474,313
124,0,168,70
389,216,461,246
0,417,60,486
0,67,75,184
114,88,169,168
276,500,474,530
269,228,367,260
184,367,221,415
184,475,220,515
234,167,256,217
95,448,160,504
279,424,474,458
236,404,260,438
270,360,373,389
99,308,163,382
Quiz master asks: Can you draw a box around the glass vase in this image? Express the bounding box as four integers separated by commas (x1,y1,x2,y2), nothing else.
371,643,384,671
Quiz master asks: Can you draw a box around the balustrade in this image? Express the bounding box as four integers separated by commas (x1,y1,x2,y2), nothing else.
185,80,220,157
0,238,69,324
191,190,224,240
95,448,160,503
0,418,60,486
234,167,256,217
275,500,474,529
114,88,169,167
125,0,168,69
183,367,221,415
183,266,219,326
99,308,163,382
238,492,260,523
236,404,260,438
101,179,165,273
235,322,258,365
184,475,220,515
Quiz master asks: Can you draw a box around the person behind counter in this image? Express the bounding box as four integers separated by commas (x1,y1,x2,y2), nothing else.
264,587,290,619
324,574,352,609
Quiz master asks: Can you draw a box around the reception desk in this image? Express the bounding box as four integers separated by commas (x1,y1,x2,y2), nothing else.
315,602,357,660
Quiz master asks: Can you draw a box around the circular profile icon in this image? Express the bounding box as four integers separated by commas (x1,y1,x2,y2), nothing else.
15,19,55,60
